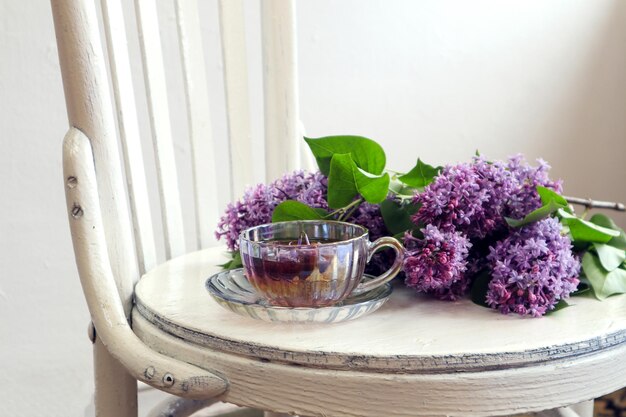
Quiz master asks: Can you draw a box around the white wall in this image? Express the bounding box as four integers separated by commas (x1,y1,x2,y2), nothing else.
1,1,625,416
297,0,626,216
0,0,95,415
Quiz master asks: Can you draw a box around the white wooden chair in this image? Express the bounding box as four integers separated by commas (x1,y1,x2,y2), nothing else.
53,1,626,416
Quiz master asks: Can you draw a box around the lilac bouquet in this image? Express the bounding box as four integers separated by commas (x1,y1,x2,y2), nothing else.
216,136,626,317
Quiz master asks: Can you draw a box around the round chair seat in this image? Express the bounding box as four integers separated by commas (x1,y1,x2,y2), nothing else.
133,247,626,416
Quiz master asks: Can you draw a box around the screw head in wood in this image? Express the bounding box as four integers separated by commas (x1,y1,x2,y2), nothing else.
163,373,175,386
144,366,156,379
66,176,77,189
71,204,83,218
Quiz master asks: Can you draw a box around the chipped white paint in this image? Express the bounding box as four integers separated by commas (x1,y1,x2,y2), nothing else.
261,0,300,180
175,0,219,250
134,247,626,374
134,306,625,417
135,0,186,260
101,0,157,273
132,247,626,415
62,128,227,400
218,0,254,196
50,0,138,321
51,0,141,414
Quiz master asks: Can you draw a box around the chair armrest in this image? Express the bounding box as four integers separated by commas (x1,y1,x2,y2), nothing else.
62,128,228,399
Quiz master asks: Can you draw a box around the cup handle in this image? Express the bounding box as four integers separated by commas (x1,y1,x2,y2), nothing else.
352,236,405,296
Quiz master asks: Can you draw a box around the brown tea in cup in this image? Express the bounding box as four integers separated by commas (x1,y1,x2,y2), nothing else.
239,221,403,307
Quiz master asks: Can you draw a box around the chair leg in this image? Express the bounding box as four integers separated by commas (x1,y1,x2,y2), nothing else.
94,337,138,417
568,400,594,417
534,400,594,417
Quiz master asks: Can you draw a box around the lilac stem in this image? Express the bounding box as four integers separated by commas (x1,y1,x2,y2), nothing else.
565,196,625,212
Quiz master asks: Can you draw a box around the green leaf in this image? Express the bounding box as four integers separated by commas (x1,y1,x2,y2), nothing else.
505,199,566,228
398,159,442,188
314,208,330,218
558,209,620,243
572,239,591,252
304,135,386,176
271,200,326,222
582,252,626,300
218,251,243,270
593,243,626,271
589,213,626,249
537,186,569,208
354,168,390,204
470,270,492,308
380,199,420,235
327,154,359,208
569,220,620,243
327,153,390,208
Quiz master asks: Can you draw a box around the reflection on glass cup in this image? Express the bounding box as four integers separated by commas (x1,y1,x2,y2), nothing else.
239,220,404,307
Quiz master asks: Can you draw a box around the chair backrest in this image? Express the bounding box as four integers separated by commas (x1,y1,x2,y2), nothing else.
53,0,309,315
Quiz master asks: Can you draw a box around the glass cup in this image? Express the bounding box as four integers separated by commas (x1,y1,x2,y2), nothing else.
239,220,404,307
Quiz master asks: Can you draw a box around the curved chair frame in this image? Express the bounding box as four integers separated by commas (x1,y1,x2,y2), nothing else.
53,0,303,415
63,128,228,399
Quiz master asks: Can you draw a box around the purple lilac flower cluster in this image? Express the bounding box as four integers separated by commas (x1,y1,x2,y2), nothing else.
273,170,329,211
405,155,580,316
414,158,513,239
403,225,471,298
215,170,388,252
413,155,561,240
215,170,329,251
351,202,387,241
485,217,580,317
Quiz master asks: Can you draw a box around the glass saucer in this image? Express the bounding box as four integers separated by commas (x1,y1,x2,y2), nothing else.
206,268,393,323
